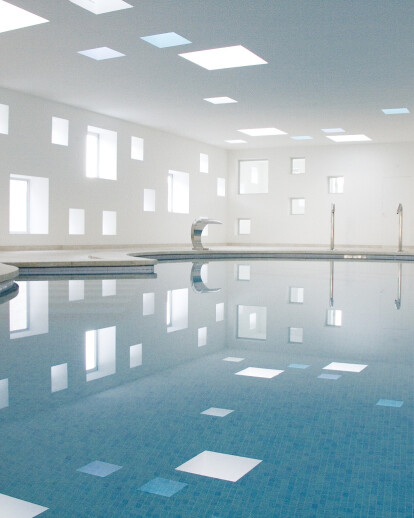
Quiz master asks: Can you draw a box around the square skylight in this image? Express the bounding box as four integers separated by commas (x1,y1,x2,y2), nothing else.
68,0,133,15
327,134,371,143
78,47,125,60
0,0,49,33
204,97,237,104
381,108,410,115
226,139,247,144
291,135,313,140
223,357,245,362
179,45,267,70
238,127,286,136
176,450,262,482
141,32,191,48
322,128,345,133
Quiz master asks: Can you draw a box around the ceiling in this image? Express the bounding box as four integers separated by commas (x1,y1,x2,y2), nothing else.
0,0,413,149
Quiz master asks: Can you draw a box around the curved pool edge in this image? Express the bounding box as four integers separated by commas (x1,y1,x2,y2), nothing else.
0,263,19,296
1,247,413,279
130,248,414,262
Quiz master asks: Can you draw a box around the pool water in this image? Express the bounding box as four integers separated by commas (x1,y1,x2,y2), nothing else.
0,260,412,517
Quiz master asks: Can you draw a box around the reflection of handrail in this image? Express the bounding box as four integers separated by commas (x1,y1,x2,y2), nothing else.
330,203,335,251
397,203,403,252
329,260,334,307
395,263,402,309
191,218,222,251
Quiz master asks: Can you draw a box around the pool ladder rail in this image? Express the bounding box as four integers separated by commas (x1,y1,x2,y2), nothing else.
397,203,403,252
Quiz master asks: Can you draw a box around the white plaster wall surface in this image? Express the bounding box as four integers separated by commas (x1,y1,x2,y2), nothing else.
0,88,228,248
227,144,414,247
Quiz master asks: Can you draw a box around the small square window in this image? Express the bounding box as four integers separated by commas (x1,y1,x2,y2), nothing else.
143,189,155,212
239,160,268,193
168,170,189,214
86,125,117,180
131,136,144,161
289,287,304,303
0,103,10,134
290,198,305,215
238,218,251,234
200,153,209,173
291,158,305,174
328,176,344,194
52,117,69,146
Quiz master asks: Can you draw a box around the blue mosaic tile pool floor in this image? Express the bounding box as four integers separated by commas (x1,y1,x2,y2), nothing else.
0,260,412,517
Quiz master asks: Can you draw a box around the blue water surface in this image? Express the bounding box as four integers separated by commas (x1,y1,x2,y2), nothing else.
0,260,412,517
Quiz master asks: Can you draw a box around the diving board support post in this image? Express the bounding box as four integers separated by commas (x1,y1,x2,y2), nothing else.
191,218,222,251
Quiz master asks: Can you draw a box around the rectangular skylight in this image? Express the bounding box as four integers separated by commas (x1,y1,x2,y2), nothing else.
291,135,312,140
322,128,345,133
0,0,49,33
68,0,132,15
179,45,267,70
226,139,246,144
327,134,371,143
381,108,410,115
238,127,286,136
141,32,191,48
204,97,237,104
78,47,125,60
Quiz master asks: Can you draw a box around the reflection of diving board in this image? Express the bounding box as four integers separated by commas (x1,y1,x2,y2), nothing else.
190,261,221,293
191,218,222,250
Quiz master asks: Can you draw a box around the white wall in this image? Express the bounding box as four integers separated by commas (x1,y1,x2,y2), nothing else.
0,87,228,248
228,143,414,248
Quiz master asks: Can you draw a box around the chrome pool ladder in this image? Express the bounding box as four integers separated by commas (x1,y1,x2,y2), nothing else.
397,203,403,252
330,203,335,251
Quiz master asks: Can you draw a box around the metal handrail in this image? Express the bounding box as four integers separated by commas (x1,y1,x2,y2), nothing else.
397,203,403,252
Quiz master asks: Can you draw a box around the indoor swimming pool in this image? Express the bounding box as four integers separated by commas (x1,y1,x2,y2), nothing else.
0,259,412,517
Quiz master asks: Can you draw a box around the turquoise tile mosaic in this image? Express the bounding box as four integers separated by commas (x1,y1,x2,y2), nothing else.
0,260,412,517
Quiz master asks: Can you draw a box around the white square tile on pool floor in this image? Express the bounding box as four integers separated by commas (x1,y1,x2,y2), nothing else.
323,362,367,373
77,460,122,477
288,363,310,369
139,477,187,497
223,357,245,362
0,493,48,517
376,399,403,408
176,450,262,482
235,367,283,379
318,373,342,380
201,407,234,417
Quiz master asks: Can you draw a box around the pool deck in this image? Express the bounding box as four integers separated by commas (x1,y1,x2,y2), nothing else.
1,244,414,288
